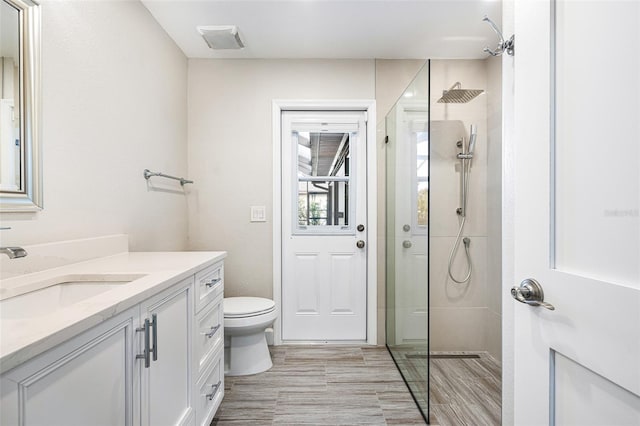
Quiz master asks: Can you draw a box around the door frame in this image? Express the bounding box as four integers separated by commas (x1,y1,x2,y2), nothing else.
501,2,517,425
272,99,377,345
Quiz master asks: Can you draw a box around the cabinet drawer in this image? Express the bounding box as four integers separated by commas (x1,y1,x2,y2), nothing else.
194,262,224,313
196,347,224,426
196,296,223,375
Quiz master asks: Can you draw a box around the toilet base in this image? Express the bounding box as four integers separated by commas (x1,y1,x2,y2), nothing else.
226,331,273,376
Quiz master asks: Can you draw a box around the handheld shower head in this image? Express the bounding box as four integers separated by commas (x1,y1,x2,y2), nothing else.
468,124,477,156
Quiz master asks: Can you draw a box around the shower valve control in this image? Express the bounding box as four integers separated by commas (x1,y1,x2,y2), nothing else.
511,278,555,310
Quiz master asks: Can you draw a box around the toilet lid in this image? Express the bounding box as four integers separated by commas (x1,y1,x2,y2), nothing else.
224,297,275,318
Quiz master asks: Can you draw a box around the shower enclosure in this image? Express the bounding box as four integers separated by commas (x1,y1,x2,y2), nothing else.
385,59,503,424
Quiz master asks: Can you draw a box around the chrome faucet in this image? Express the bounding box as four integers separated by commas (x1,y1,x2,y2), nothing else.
0,227,28,258
0,247,27,259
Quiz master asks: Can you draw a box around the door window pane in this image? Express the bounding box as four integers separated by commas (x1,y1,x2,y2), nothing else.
297,132,349,177
298,180,349,227
294,131,354,233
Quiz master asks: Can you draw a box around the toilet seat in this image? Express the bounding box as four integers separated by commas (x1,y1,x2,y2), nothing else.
224,297,275,318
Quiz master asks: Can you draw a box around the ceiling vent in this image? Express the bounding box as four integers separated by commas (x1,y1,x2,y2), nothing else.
197,25,244,50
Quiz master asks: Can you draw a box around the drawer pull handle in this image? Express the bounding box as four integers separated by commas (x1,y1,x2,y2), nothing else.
201,324,221,338
205,277,222,288
205,380,222,401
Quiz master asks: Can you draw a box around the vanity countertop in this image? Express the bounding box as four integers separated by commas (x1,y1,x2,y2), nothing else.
0,251,226,374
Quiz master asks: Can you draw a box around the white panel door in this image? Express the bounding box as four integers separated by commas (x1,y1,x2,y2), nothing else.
393,105,429,343
281,111,368,341
513,1,640,424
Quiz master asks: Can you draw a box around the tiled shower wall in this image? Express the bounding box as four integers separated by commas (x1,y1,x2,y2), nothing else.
429,58,502,361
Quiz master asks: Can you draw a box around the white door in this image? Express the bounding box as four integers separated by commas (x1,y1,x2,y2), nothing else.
393,105,429,343
513,1,640,424
281,111,368,341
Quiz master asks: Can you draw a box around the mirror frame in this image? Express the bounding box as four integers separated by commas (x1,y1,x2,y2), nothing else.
1,0,41,212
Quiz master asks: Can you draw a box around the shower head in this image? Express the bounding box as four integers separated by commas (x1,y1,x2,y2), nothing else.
437,82,484,104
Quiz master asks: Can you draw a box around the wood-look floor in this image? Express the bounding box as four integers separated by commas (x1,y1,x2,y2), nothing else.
390,346,502,426
429,354,501,426
212,346,501,425
211,345,427,425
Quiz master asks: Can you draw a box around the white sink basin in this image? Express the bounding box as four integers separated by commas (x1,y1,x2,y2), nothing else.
0,274,146,320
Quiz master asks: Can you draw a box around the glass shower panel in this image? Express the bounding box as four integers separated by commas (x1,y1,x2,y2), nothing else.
385,62,430,420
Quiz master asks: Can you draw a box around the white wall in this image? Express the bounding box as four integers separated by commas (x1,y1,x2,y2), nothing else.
0,0,188,251
187,59,375,299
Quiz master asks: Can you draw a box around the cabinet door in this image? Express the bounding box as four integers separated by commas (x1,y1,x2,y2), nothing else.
1,306,139,426
139,278,194,426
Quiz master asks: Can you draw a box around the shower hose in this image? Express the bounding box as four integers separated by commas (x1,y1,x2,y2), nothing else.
447,217,472,283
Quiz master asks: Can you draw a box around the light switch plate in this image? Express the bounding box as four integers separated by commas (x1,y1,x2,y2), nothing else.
250,206,266,222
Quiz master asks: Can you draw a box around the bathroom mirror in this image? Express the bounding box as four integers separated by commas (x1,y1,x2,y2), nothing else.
0,0,41,212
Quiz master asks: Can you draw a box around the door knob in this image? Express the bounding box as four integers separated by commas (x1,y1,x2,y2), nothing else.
403,224,411,232
356,240,365,249
357,224,365,232
402,240,412,248
511,278,555,310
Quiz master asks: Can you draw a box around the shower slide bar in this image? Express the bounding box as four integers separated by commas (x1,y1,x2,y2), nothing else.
143,169,194,186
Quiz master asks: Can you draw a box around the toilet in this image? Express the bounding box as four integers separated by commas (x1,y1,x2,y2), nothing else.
223,297,277,376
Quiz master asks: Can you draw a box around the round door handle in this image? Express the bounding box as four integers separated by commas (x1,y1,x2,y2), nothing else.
402,240,412,248
356,240,365,249
357,224,365,232
511,278,555,310
403,224,411,232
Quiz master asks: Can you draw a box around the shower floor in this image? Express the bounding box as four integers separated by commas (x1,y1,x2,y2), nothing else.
389,346,502,425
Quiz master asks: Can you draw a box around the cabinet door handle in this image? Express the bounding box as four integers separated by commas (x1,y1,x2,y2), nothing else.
205,380,222,401
205,277,222,288
201,324,221,338
136,318,151,368
151,314,158,362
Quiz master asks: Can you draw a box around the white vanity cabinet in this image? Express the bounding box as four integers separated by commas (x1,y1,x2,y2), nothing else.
0,258,225,426
0,305,140,426
140,277,195,426
192,260,225,426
